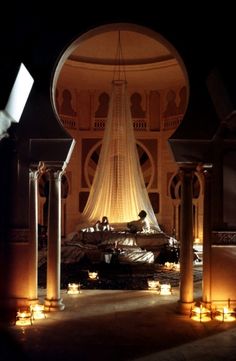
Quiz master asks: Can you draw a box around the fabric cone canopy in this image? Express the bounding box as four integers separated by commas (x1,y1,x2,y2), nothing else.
82,78,160,231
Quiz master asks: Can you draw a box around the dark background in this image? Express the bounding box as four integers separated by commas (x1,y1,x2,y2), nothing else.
0,5,235,106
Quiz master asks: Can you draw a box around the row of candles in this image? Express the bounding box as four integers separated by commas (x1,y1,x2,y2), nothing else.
16,296,235,326
67,281,173,295
16,304,46,326
15,271,99,326
190,299,236,322
147,280,172,295
15,269,175,326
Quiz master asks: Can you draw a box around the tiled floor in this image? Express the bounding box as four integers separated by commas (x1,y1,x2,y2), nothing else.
2,279,236,361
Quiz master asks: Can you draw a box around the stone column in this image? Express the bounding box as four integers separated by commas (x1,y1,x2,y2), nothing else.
44,167,65,311
28,165,41,303
178,165,195,314
202,165,213,306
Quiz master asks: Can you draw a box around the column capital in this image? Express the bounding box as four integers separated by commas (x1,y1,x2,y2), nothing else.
178,165,196,181
197,163,213,174
46,168,65,181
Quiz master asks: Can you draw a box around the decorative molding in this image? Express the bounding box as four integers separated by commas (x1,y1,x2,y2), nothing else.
8,228,30,242
66,58,177,72
212,231,236,245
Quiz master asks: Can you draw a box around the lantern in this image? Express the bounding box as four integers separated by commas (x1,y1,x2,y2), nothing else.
214,299,236,322
147,279,160,291
88,271,98,280
159,283,172,295
30,304,46,320
190,303,212,322
67,283,81,295
16,308,32,326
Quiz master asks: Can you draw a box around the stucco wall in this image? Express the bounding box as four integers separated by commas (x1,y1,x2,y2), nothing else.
211,245,236,306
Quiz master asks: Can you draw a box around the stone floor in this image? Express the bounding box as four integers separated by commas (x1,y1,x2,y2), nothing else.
2,275,236,361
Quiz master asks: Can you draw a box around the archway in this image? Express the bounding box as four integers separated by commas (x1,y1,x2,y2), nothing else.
169,171,203,242
51,22,189,234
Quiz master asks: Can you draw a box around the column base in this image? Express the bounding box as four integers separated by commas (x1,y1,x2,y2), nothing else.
44,298,65,311
202,301,212,308
177,300,194,315
28,298,39,306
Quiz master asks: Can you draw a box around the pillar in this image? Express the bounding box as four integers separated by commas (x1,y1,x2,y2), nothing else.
178,165,195,314
44,167,65,311
202,164,213,305
28,165,41,302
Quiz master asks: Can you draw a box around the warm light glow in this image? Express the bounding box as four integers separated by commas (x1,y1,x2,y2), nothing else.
164,262,180,271
88,272,98,280
147,279,160,290
30,304,46,320
164,262,173,269
159,283,172,295
190,304,212,322
16,309,32,326
214,307,236,322
67,283,81,294
82,77,160,228
194,238,200,244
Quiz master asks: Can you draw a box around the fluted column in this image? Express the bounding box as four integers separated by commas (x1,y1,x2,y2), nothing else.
178,165,195,314
28,164,41,302
44,167,65,311
202,164,213,305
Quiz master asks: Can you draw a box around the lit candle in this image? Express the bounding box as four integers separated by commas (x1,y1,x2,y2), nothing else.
159,283,172,295
88,272,98,280
190,303,212,322
30,304,46,320
147,280,160,290
67,283,81,295
16,309,32,326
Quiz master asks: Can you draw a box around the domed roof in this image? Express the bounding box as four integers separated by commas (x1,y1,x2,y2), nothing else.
55,23,187,93
69,29,172,66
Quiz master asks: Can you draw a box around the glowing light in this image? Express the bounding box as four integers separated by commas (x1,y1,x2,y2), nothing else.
30,304,46,320
159,283,172,295
214,300,236,322
88,272,98,280
16,308,32,326
214,307,236,322
164,262,174,269
147,279,160,291
190,304,212,322
67,283,81,295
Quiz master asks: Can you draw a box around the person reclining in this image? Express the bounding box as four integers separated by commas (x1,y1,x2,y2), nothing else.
127,210,150,233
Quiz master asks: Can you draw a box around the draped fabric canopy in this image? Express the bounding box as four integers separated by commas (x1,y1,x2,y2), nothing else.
82,79,160,231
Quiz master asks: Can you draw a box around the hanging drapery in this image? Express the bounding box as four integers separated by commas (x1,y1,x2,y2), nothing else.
82,32,160,231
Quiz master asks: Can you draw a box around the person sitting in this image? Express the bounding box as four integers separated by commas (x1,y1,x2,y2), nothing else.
127,210,150,233
101,216,113,231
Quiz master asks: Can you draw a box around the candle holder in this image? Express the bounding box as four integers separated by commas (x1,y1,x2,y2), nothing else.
30,304,46,320
190,303,212,322
147,279,160,291
67,283,81,295
213,299,236,322
88,271,98,280
159,283,172,295
16,308,33,326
